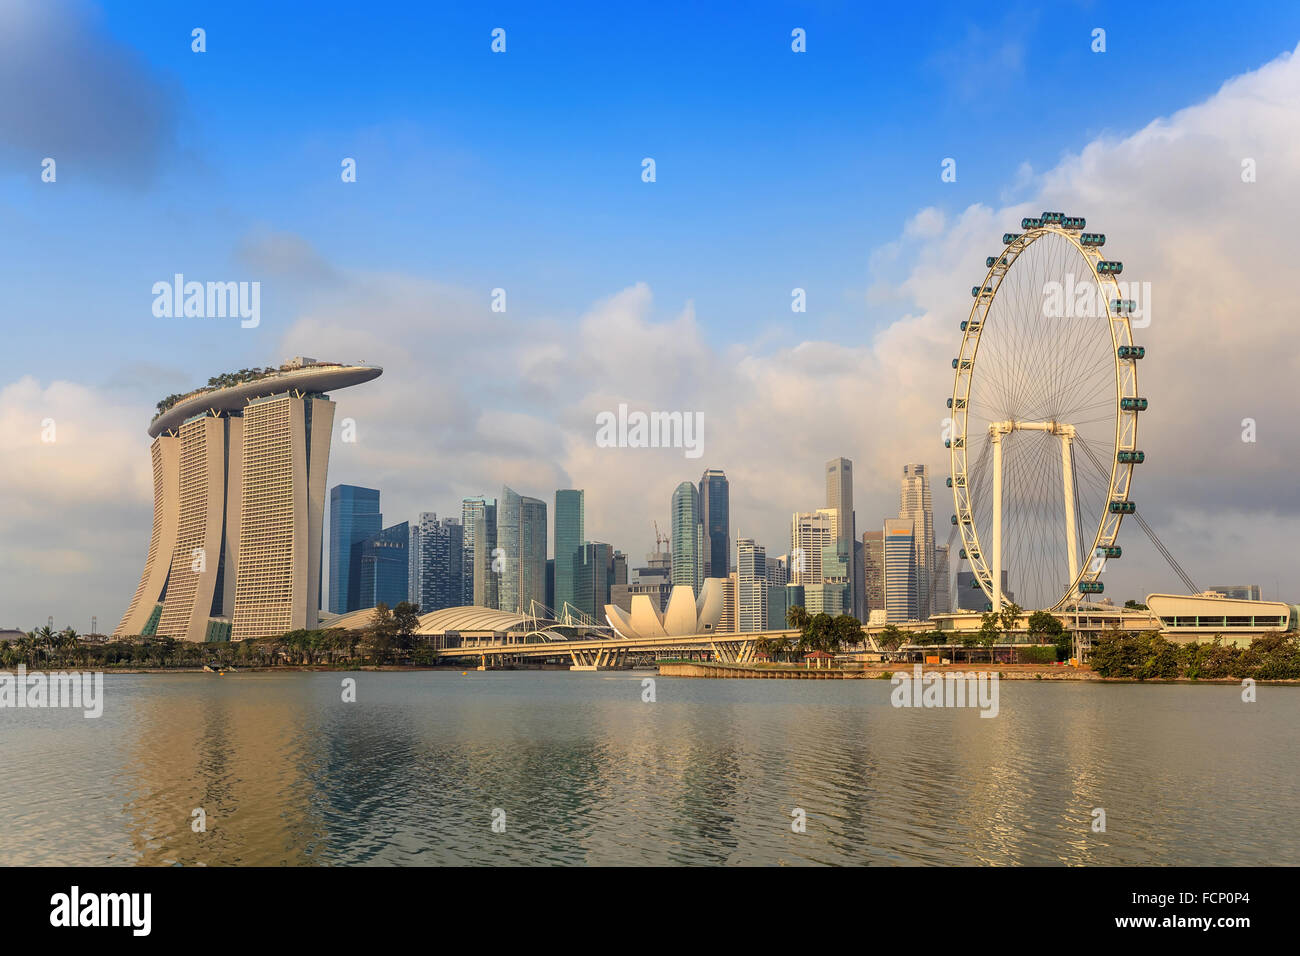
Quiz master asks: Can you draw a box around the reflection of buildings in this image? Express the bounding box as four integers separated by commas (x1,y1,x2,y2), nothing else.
115,359,381,641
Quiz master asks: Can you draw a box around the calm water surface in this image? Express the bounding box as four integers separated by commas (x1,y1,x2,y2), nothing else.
0,671,1295,865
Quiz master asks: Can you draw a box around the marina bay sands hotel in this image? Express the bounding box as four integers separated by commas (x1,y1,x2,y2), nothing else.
114,358,382,642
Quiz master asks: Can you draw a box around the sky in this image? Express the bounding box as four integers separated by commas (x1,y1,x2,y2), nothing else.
3,0,1300,630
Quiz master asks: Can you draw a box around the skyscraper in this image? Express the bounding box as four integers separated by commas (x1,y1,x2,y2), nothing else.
554,489,585,616
900,463,936,619
577,541,615,619
790,508,836,586
699,468,730,579
932,544,952,615
883,518,918,623
498,486,547,615
826,458,860,619
116,359,381,642
671,481,704,595
410,512,464,613
461,496,496,608
359,521,409,610
329,485,381,614
862,530,885,614
737,538,767,632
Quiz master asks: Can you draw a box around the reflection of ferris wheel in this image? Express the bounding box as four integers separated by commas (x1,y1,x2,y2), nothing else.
948,212,1144,612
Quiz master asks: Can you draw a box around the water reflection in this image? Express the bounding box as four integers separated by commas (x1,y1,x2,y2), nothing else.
0,673,1295,865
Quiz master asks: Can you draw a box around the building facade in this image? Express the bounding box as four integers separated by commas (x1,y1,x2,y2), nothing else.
737,538,767,632
883,518,918,623
899,463,936,619
699,468,730,579
116,359,381,642
328,485,381,614
862,530,885,616
410,512,464,613
498,486,547,615
826,457,859,619
359,521,409,610
462,496,497,609
671,481,704,595
554,489,585,616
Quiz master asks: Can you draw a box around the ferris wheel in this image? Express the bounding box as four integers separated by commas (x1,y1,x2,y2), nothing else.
947,212,1145,612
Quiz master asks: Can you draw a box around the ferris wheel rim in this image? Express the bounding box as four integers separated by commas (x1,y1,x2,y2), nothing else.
948,220,1142,612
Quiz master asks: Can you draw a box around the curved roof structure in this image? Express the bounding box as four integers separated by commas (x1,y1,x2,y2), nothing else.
150,362,382,437
415,606,530,634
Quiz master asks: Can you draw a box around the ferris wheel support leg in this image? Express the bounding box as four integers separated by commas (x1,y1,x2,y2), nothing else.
991,431,1003,613
1061,433,1079,588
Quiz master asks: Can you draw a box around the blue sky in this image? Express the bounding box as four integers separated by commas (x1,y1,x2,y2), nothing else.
5,0,1300,385
4,0,1300,628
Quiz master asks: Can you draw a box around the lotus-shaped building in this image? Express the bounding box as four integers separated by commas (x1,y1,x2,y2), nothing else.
604,579,726,640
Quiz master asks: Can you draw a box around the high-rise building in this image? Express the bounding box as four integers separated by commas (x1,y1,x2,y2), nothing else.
790,508,837,585
932,544,952,615
671,481,704,595
900,463,936,619
554,489,585,616
766,554,790,630
958,570,1012,612
699,469,730,579
611,549,672,615
826,458,860,619
116,359,381,642
359,521,409,610
328,485,381,614
737,538,767,632
498,486,547,615
862,530,885,615
462,496,497,608
1207,585,1263,601
410,513,464,613
719,572,738,632
577,542,614,619
883,518,918,623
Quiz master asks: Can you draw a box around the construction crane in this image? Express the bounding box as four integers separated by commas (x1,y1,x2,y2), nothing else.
653,520,670,553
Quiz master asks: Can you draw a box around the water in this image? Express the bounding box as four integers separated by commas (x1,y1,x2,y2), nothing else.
0,671,1295,865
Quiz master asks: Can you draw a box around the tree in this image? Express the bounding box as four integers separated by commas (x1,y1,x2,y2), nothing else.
1124,599,1148,611
877,623,905,651
786,605,811,632
393,601,421,637
832,614,864,650
999,601,1022,639
978,612,1001,662
1027,610,1069,661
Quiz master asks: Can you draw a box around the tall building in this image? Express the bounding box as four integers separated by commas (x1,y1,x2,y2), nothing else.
1207,585,1263,601
826,458,860,619
328,485,381,614
498,486,547,615
699,469,730,579
737,538,767,632
462,496,497,608
862,531,885,615
359,521,409,610
958,570,1012,612
410,513,463,613
116,359,381,642
790,508,837,586
577,542,615,619
900,463,936,619
611,549,672,615
671,481,704,595
883,518,918,623
932,544,952,615
719,572,738,633
554,489,585,615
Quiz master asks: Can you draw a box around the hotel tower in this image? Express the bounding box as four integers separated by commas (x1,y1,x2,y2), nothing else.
114,358,382,642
